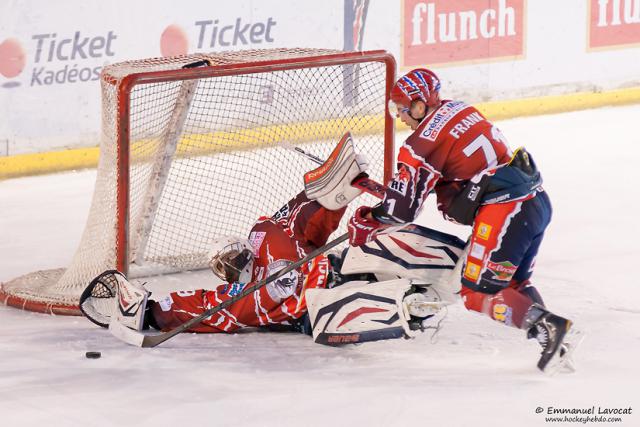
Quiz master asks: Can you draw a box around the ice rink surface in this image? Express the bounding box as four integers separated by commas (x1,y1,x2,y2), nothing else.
1,105,639,426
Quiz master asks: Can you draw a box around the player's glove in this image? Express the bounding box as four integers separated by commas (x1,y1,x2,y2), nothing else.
347,206,388,246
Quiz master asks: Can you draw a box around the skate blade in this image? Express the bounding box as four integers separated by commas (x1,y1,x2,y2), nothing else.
542,327,585,376
405,300,447,317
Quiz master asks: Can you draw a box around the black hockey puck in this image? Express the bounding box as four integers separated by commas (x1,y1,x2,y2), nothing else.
85,351,101,359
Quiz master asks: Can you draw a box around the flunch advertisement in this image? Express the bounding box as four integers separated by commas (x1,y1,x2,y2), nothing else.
589,0,640,49
402,0,526,67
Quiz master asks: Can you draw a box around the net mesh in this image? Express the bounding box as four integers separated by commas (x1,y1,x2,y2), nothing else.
0,48,392,314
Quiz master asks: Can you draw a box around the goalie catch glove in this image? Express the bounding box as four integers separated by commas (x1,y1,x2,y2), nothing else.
80,270,150,331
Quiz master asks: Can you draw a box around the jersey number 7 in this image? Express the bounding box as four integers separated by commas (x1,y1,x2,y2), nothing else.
462,126,511,168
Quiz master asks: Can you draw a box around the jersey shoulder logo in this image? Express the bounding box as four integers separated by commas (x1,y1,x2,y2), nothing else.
420,100,467,142
388,164,411,196
266,259,300,294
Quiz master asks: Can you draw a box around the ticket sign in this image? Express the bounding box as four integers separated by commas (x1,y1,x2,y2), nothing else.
402,0,525,67
589,0,640,49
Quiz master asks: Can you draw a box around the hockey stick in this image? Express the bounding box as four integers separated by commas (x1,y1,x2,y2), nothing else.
282,143,388,200
109,233,350,348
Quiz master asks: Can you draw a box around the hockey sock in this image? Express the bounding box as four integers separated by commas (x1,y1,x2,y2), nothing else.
460,285,536,329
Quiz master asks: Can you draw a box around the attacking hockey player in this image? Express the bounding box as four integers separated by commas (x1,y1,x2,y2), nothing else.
346,68,581,373
80,133,444,343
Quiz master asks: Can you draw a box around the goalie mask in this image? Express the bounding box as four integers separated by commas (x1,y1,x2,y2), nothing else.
208,236,254,283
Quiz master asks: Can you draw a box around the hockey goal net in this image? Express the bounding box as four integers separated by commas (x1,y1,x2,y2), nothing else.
0,48,395,315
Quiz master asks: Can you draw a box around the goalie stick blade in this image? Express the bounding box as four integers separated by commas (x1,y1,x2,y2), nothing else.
108,321,145,347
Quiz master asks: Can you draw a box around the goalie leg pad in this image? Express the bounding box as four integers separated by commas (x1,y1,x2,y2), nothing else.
306,279,444,345
304,132,369,210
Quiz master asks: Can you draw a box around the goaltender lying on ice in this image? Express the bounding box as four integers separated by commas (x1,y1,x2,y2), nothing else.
79,131,579,374
80,132,447,342
80,132,452,342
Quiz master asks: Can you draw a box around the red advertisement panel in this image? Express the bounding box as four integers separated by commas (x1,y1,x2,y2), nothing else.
589,0,640,49
402,0,525,67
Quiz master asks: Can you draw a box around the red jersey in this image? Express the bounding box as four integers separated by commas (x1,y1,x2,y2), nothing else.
383,100,513,222
151,192,344,333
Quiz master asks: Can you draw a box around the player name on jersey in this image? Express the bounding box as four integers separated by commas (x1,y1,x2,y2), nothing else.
449,111,484,139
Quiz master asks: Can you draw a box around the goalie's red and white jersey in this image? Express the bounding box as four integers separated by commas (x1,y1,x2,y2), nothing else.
384,100,514,222
151,192,343,333
194,252,330,333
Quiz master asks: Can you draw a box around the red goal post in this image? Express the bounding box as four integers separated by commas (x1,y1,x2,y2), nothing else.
0,48,396,315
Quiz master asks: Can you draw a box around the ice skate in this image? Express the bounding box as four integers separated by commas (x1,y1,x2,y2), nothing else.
525,305,583,374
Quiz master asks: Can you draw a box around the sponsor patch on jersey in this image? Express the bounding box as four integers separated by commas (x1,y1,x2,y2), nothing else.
420,100,466,142
476,223,492,240
493,303,513,325
470,242,486,260
221,282,247,296
464,262,481,281
487,260,518,281
249,231,266,254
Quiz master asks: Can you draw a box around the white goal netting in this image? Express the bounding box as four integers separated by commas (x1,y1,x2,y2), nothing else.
1,48,394,314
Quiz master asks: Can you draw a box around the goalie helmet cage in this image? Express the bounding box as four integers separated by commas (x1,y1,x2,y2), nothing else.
0,48,396,315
